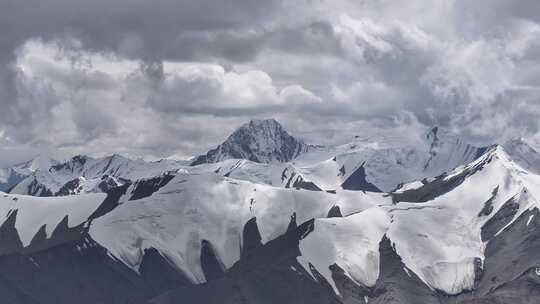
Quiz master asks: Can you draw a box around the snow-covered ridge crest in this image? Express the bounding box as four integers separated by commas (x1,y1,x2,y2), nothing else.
387,144,540,295
89,171,389,284
293,125,487,192
10,154,186,196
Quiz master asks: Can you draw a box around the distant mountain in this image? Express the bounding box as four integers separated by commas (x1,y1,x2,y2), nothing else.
10,154,185,196
5,124,537,197
1,143,539,303
291,126,488,192
191,119,309,166
4,124,495,196
0,155,59,192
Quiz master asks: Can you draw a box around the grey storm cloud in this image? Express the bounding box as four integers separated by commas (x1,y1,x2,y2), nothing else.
0,0,540,163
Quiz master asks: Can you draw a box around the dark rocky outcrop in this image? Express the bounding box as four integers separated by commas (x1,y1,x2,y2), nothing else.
341,162,382,192
149,218,340,304
284,172,322,191
370,236,441,304
241,217,263,260
129,173,175,200
391,147,496,203
55,178,83,196
200,240,226,281
327,205,343,218
481,191,522,242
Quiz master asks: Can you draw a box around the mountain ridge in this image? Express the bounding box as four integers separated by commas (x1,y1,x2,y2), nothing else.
0,132,539,303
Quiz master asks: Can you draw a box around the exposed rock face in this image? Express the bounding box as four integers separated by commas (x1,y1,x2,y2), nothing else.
191,119,309,165
149,218,341,304
391,146,496,203
341,162,382,192
128,173,175,200
369,236,441,304
473,208,540,303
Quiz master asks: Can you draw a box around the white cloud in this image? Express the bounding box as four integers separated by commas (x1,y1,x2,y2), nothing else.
3,39,323,160
1,1,540,163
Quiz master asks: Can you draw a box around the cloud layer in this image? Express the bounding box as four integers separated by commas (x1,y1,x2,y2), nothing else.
1,0,540,163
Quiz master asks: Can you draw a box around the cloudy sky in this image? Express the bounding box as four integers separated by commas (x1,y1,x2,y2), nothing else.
1,0,540,166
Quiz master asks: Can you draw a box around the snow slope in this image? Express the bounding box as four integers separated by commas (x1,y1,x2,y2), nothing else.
387,146,540,294
0,191,105,246
89,171,390,284
2,142,539,299
292,126,485,192
298,207,391,294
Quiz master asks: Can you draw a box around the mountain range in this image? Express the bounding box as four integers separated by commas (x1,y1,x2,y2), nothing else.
0,118,539,304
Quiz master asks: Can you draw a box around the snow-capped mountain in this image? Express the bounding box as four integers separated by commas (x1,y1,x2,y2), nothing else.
191,119,309,165
190,121,489,193
289,126,487,192
0,155,59,192
0,142,539,304
0,121,491,196
10,154,186,196
1,120,540,303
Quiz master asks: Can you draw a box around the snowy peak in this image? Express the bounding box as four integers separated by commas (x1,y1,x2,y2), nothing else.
191,119,309,165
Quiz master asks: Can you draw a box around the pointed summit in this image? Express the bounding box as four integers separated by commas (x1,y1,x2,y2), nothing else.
191,119,309,165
